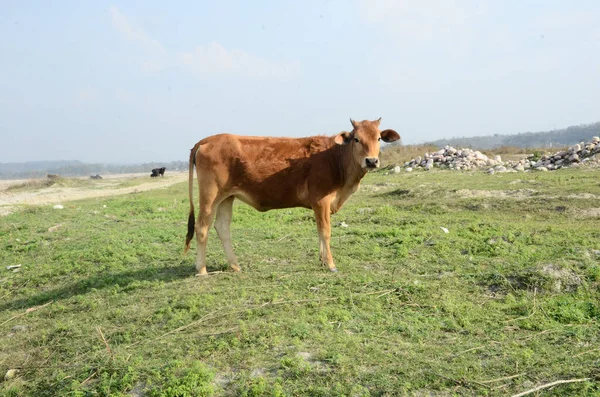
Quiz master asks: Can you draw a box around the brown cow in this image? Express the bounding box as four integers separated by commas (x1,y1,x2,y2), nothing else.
184,118,400,275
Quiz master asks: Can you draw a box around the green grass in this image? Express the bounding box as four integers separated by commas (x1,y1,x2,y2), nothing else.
1,168,599,396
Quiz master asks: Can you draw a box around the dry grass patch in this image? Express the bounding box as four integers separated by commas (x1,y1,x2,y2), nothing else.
380,144,439,166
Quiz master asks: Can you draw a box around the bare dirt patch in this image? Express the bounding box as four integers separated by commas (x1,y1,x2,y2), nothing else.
0,172,187,216
575,208,600,219
455,189,537,199
567,193,600,199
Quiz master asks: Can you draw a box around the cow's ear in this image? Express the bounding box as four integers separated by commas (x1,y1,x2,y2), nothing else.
334,131,352,145
380,129,401,143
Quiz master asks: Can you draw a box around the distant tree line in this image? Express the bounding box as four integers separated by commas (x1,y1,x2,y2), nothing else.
3,121,600,179
0,160,188,180
424,122,600,149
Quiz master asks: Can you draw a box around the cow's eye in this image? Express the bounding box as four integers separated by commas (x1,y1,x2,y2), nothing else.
354,138,359,143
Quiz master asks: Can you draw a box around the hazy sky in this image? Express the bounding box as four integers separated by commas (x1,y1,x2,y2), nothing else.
1,1,599,163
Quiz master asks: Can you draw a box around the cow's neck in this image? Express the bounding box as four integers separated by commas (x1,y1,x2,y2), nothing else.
335,143,366,188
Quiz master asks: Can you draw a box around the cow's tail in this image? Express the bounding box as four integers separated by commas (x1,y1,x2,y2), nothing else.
184,144,198,254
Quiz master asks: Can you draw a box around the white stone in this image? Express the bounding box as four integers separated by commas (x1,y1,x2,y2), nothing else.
4,369,18,381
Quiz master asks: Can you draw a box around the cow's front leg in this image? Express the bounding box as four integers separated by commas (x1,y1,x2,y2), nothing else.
313,199,337,272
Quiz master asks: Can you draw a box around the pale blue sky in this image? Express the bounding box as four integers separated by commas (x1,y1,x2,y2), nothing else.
1,1,599,163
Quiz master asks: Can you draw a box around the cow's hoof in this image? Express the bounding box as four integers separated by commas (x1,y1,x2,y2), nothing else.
195,272,208,277
230,265,242,272
329,267,338,273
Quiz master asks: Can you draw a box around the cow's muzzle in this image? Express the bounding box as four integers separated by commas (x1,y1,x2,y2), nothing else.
364,157,380,169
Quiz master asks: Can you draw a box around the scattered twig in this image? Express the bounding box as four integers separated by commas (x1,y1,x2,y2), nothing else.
495,271,518,294
451,345,485,357
264,297,338,307
428,371,463,386
96,326,113,358
158,312,225,338
518,328,556,342
479,373,526,384
505,311,537,323
428,371,490,390
359,289,397,296
126,311,223,348
0,301,53,327
506,287,537,323
13,363,97,370
376,290,394,298
275,234,290,243
0,279,30,300
510,378,591,397
80,371,97,386
449,340,501,359
574,348,600,358
41,350,56,366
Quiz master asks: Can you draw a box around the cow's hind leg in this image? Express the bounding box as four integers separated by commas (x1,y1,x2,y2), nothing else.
195,191,220,276
214,196,241,272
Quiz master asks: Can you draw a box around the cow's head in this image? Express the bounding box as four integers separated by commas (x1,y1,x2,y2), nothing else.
334,118,401,169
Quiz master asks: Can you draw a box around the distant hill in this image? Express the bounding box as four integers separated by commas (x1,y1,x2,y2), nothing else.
4,121,600,179
0,160,84,174
424,122,600,149
0,160,188,180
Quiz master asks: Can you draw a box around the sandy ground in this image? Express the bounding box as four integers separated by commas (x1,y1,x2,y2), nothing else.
0,172,188,216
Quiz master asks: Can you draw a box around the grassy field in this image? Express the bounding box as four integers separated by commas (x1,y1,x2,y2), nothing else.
1,168,599,396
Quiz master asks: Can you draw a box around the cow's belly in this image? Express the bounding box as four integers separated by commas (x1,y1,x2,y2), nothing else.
233,189,310,212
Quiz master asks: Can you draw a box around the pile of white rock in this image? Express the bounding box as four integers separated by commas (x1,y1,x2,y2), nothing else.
400,136,600,173
528,136,600,171
403,147,507,172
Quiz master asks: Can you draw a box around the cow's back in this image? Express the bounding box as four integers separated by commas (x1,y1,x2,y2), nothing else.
196,134,342,210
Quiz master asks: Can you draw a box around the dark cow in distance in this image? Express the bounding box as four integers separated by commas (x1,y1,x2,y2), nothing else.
184,118,400,275
90,174,103,180
151,167,166,178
